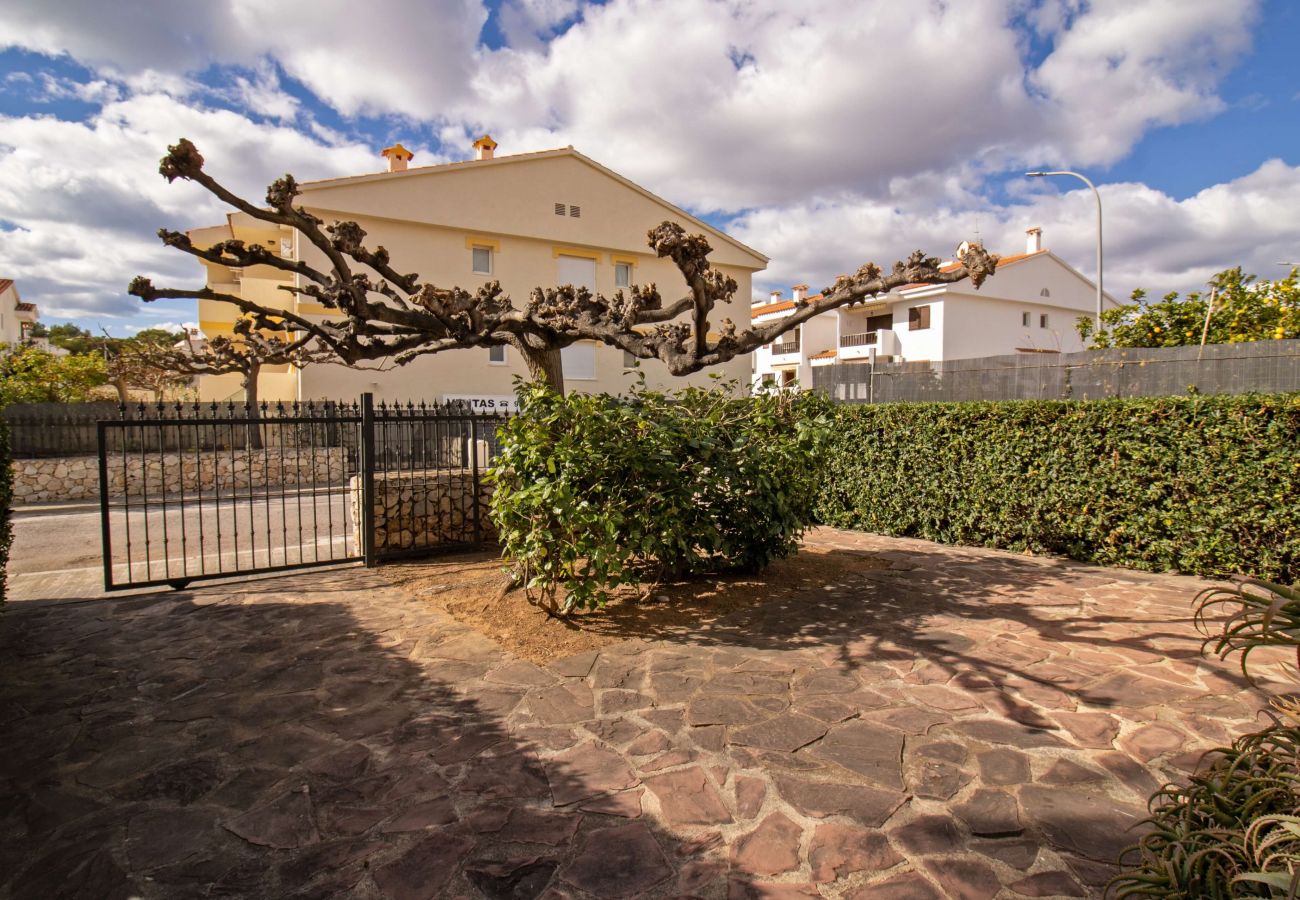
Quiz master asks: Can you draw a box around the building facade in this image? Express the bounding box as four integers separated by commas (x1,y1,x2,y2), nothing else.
189,140,768,404
0,280,40,346
751,228,1119,388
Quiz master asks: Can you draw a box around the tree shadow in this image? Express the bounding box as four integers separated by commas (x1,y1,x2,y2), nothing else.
0,572,870,899
591,535,1265,728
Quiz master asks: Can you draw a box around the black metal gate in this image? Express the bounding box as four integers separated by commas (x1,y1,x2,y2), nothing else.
98,393,506,591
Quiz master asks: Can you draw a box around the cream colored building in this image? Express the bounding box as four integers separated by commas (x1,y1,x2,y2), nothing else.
189,139,768,404
0,280,40,346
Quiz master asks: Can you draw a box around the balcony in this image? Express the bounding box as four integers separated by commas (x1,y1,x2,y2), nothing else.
770,338,801,357
839,332,877,348
838,328,901,361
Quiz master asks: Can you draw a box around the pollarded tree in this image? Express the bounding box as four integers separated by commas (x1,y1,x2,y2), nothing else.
104,347,192,403
137,317,331,411
136,318,333,448
129,139,1000,393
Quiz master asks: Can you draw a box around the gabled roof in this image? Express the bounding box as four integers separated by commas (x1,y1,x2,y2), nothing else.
15,302,36,313
896,250,1045,291
299,146,768,267
809,349,837,360
0,279,12,295
752,294,823,317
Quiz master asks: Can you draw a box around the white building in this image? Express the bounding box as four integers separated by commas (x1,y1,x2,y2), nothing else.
0,280,40,346
752,228,1119,388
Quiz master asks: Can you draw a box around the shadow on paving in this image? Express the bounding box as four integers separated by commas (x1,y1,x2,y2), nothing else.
0,578,808,899
655,545,1260,719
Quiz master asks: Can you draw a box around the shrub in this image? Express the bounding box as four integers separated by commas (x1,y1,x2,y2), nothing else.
815,393,1300,583
0,418,11,602
489,380,832,613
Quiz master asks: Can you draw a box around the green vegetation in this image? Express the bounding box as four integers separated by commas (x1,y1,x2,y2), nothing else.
815,394,1300,583
489,380,832,613
0,344,108,405
1111,578,1300,898
1079,267,1300,349
0,325,189,407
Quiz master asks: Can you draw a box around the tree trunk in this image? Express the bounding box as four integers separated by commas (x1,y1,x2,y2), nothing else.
112,378,129,405
512,340,566,395
243,365,264,451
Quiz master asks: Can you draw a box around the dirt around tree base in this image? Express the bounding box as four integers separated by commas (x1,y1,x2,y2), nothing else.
380,544,889,664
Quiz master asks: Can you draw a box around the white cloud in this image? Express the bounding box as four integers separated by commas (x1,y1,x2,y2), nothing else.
0,0,490,117
229,62,300,122
1028,0,1259,166
0,92,377,319
0,0,1280,330
730,158,1300,301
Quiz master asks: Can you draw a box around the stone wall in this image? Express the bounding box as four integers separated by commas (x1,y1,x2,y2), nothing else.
12,448,350,504
350,469,495,555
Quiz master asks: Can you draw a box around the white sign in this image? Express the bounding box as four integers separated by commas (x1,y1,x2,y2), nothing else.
442,394,519,414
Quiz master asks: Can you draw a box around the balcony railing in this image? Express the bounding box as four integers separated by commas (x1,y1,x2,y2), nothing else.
771,339,801,355
839,331,878,348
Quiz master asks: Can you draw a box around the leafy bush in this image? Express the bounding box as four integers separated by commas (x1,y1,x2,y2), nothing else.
0,418,11,602
489,380,832,613
1079,266,1300,349
816,394,1300,583
0,343,108,406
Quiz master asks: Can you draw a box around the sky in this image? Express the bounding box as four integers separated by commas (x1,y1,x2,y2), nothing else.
0,0,1296,336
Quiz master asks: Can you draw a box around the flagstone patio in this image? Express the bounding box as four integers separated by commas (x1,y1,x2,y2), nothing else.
0,527,1285,899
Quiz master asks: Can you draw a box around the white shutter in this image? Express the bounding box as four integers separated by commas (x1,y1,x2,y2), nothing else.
557,254,596,289
562,343,596,380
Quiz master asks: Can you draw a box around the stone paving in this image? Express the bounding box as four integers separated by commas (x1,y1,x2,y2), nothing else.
0,527,1285,899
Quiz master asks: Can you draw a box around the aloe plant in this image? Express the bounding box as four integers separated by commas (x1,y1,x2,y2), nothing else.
1110,722,1300,898
1236,815,1300,898
1194,578,1300,676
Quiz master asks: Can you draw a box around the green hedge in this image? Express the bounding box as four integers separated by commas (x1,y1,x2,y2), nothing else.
0,418,11,602
815,394,1300,582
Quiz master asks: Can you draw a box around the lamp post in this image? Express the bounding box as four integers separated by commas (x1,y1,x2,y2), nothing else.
1026,170,1103,331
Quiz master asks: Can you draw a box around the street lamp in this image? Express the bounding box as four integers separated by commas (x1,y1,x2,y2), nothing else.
1026,170,1103,330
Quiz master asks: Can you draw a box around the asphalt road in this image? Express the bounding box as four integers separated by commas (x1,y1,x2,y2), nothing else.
9,488,360,599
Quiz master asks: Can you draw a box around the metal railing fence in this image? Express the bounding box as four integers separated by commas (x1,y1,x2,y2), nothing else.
812,339,1300,404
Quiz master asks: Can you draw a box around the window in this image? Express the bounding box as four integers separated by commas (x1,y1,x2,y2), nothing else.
615,262,632,288
908,305,931,331
622,350,637,368
1040,288,1051,298
562,342,596,380
1040,313,1050,328
471,245,492,275
569,205,581,218
1022,311,1031,327
488,345,506,365
866,312,893,332
554,202,566,216
761,373,776,386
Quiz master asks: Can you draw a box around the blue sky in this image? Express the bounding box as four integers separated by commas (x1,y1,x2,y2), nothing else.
0,0,1295,335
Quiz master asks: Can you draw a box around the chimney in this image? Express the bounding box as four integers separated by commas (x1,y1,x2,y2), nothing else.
769,290,783,303
791,283,809,303
1026,226,1043,254
472,134,498,161
381,143,414,173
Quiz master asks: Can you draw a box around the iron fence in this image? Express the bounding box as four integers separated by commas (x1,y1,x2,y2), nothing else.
812,339,1300,403
96,395,511,591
